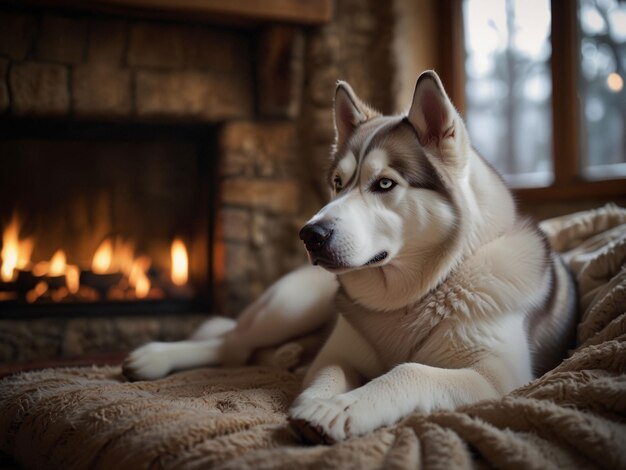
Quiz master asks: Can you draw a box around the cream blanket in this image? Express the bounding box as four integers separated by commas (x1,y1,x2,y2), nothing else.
1,204,625,469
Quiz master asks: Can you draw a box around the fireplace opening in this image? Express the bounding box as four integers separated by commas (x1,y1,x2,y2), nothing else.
0,119,216,318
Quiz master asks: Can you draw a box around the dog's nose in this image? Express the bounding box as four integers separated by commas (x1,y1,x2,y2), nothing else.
299,221,333,252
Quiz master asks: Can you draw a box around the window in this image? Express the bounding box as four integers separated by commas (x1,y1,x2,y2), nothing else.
459,0,626,200
579,0,626,179
464,0,552,187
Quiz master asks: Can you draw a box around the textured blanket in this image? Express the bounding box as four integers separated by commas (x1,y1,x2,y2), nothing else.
1,204,625,469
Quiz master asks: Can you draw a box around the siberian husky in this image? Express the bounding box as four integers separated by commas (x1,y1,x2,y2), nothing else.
123,71,577,443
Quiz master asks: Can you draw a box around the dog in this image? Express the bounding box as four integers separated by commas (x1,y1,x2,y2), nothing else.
123,70,578,444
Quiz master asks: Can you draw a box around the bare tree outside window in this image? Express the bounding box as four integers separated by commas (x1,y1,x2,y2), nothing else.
579,0,626,179
463,0,553,187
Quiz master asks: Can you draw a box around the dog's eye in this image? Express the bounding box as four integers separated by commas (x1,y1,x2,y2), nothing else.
374,178,396,192
333,176,343,190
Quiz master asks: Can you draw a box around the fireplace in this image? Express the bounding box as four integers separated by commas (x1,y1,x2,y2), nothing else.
0,1,314,363
0,119,215,318
0,0,392,363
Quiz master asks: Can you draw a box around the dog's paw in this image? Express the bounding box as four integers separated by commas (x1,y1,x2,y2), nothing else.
289,393,368,443
122,342,173,381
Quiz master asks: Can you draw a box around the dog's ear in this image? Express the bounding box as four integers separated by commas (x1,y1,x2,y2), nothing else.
408,71,466,154
334,81,377,149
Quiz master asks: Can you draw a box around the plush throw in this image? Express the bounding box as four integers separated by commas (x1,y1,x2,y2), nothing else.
1,204,625,469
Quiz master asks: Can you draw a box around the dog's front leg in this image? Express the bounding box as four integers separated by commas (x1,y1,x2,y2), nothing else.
289,362,363,444
289,315,383,443
298,362,500,442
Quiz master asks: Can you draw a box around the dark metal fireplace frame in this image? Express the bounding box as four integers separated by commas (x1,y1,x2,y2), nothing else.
0,118,218,319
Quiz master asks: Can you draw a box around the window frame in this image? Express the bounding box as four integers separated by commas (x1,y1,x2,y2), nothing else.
443,0,626,202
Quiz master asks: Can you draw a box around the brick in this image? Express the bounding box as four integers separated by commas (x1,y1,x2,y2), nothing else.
0,58,9,113
221,279,250,316
36,16,87,64
220,147,254,177
220,208,251,242
128,22,249,72
10,62,69,116
0,319,65,362
220,122,296,177
223,242,249,281
158,315,205,342
254,125,296,177
0,12,37,60
221,179,299,214
87,19,127,64
135,70,252,121
307,29,340,66
62,317,160,356
248,213,305,287
73,64,131,116
128,22,184,68
183,27,250,72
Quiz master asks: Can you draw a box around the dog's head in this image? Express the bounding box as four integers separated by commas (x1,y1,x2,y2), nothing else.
300,71,473,274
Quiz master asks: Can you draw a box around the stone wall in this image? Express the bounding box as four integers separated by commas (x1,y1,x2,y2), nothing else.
0,314,205,362
217,121,307,315
0,0,396,362
297,0,395,215
0,9,253,120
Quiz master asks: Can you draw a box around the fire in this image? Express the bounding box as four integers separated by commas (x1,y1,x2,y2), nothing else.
92,239,113,274
32,261,49,277
2,213,183,304
26,281,48,303
171,238,188,286
135,271,150,298
115,238,135,278
29,249,80,293
1,215,33,282
49,249,67,277
66,265,80,294
129,256,151,299
0,239,16,282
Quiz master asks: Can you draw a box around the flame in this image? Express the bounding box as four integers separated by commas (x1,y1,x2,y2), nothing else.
32,261,49,277
135,271,150,298
0,238,17,282
26,281,48,303
66,265,80,294
49,249,67,277
1,215,33,282
32,250,79,294
115,238,135,278
92,239,113,274
171,238,188,286
129,256,151,299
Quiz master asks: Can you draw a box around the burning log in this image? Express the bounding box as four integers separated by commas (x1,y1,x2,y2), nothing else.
1,215,194,305
0,270,37,303
80,270,123,300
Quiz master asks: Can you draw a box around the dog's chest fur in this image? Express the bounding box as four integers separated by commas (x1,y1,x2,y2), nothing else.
337,278,488,371
336,223,552,372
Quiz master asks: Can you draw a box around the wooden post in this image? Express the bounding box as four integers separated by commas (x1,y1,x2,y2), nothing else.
256,25,305,119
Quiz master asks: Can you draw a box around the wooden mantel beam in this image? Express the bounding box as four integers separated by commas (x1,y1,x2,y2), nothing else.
23,0,334,25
